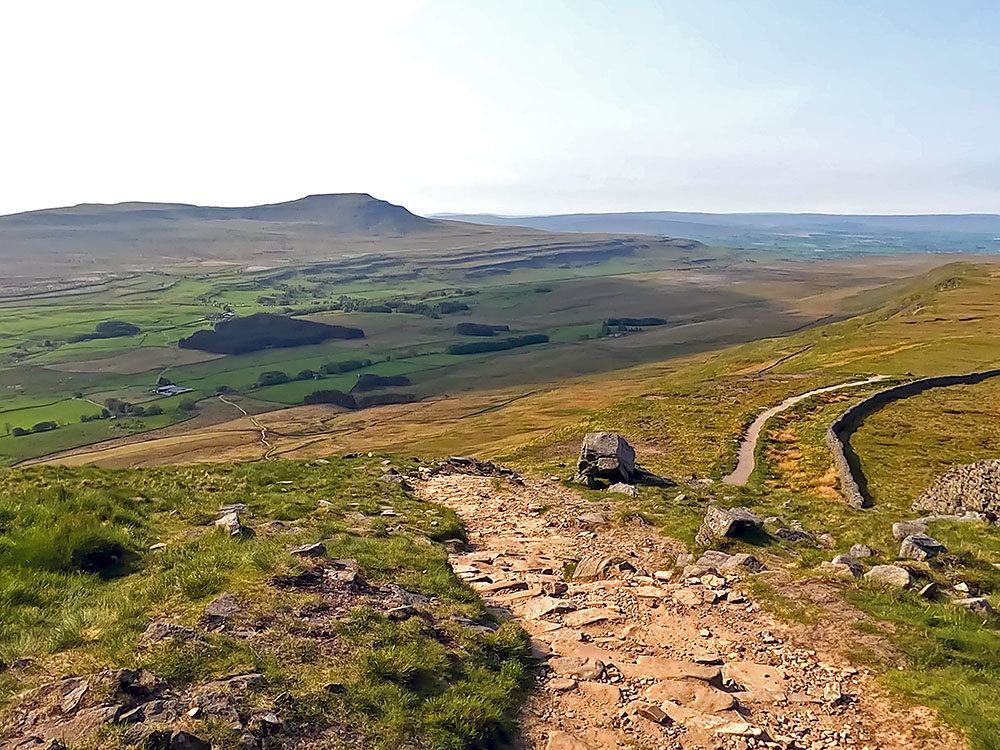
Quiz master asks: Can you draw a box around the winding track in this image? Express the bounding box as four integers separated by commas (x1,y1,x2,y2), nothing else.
217,394,273,459
722,375,888,486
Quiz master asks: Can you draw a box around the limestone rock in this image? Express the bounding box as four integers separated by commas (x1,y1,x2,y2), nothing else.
572,555,615,581
215,511,244,537
695,506,763,545
864,564,912,588
952,597,995,617
204,592,240,624
831,554,863,576
914,458,1000,517
607,482,638,498
820,561,859,579
899,533,946,561
548,655,605,680
849,544,875,558
892,520,927,541
290,542,327,558
577,432,636,484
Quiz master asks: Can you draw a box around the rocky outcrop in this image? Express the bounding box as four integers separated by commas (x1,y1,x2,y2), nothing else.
577,432,636,485
826,369,1000,509
695,506,763,545
913,458,1000,518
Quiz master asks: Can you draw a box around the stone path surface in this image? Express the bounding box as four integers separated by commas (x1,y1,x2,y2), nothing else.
723,376,889,486
417,471,964,750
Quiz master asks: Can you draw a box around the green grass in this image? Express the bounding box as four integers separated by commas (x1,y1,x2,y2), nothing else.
0,456,530,750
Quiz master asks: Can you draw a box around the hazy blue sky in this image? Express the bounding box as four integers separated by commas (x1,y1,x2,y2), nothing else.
2,0,998,215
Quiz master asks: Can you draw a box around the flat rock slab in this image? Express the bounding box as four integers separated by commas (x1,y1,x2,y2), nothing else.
549,656,606,680
722,661,788,694
523,596,576,620
619,656,721,682
563,608,622,627
643,679,737,713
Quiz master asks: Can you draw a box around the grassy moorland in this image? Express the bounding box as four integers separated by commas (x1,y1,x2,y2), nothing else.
0,456,530,750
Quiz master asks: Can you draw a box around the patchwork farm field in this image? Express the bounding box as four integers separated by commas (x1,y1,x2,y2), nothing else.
0,239,954,467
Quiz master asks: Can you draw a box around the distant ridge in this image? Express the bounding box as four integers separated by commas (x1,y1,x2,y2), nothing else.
1,193,437,236
438,210,1000,237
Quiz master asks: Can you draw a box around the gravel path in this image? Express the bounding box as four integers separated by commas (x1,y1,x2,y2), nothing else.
723,376,888,486
417,470,958,750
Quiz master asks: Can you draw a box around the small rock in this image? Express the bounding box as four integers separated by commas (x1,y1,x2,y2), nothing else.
607,482,638,498
892,520,927,541
215,512,244,537
849,544,875,558
695,506,763,545
718,552,765,576
632,702,670,725
549,656,605,680
864,564,912,588
170,731,211,750
952,597,995,617
900,533,946,561
290,542,327,558
204,593,240,624
140,620,202,647
548,677,578,692
831,554,863,576
918,582,938,599
572,555,615,581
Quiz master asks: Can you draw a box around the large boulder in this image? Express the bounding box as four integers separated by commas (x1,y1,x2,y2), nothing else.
695,506,763,545
577,432,636,485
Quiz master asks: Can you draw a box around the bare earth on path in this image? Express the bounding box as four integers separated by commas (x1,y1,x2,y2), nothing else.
417,472,965,750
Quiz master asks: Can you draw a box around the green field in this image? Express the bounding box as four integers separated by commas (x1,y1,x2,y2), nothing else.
1,241,905,466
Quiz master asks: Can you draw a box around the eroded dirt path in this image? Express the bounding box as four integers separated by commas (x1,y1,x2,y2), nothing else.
417,472,964,750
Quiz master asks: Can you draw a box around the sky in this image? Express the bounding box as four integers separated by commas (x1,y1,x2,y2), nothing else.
2,0,998,216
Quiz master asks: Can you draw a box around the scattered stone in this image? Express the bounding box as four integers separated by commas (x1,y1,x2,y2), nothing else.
572,555,615,581
215,511,244,537
914,458,1000,517
169,731,211,750
549,656,605,680
607,482,638,498
139,620,201,647
563,607,621,627
545,731,597,750
204,593,240,624
695,506,763,545
774,527,813,543
900,533,946,561
820,561,860,579
631,701,670,725
918,582,938,599
290,542,327,558
577,432,636,484
547,677,578,692
952,597,995,617
831,554,863,576
60,679,89,713
850,544,875,558
864,564,912,588
644,680,737,712
718,552,765,576
523,596,575,620
892,520,927,541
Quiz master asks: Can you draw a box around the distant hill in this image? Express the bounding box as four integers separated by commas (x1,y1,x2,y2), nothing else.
1,193,438,236
1,194,693,285
439,210,1000,236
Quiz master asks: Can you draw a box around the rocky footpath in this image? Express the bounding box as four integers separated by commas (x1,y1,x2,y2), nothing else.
418,470,962,750
914,459,1000,518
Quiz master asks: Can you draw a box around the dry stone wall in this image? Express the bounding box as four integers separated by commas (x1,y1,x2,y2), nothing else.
826,368,1000,508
